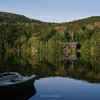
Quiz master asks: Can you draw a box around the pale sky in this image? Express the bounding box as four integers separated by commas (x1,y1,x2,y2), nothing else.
0,0,100,23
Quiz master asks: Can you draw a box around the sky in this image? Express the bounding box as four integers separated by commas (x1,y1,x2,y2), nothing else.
0,0,100,23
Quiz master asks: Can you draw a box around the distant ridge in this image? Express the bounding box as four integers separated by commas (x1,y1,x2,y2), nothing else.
0,12,43,24
0,12,100,24
63,16,100,25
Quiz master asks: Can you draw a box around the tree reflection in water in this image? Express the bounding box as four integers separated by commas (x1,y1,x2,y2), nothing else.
0,51,100,83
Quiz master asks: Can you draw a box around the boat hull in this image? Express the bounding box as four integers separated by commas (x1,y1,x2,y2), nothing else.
0,75,36,94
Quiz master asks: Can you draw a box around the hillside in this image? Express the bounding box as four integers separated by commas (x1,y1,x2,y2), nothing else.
64,16,100,25
0,12,43,24
0,12,100,53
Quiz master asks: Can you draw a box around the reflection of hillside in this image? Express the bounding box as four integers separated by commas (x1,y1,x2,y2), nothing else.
55,66,67,76
61,52,80,60
0,52,100,83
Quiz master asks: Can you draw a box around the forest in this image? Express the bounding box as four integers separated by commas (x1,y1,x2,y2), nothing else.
0,12,100,54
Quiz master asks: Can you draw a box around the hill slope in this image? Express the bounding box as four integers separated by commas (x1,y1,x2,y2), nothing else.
0,12,100,24
0,12,100,53
0,12,43,24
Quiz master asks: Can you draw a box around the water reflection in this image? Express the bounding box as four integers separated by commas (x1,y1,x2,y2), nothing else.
0,85,36,100
61,52,80,60
31,77,100,100
0,51,100,83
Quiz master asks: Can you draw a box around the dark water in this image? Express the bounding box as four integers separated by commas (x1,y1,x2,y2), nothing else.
0,51,100,100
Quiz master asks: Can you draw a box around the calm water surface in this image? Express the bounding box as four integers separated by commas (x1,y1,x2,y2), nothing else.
31,77,100,100
0,52,100,100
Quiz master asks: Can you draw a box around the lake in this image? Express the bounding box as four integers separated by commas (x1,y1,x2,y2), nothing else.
0,51,100,100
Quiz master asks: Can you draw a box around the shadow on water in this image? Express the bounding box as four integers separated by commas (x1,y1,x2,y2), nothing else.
0,85,36,100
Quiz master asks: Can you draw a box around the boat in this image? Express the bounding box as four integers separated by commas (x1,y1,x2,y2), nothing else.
0,72,36,94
